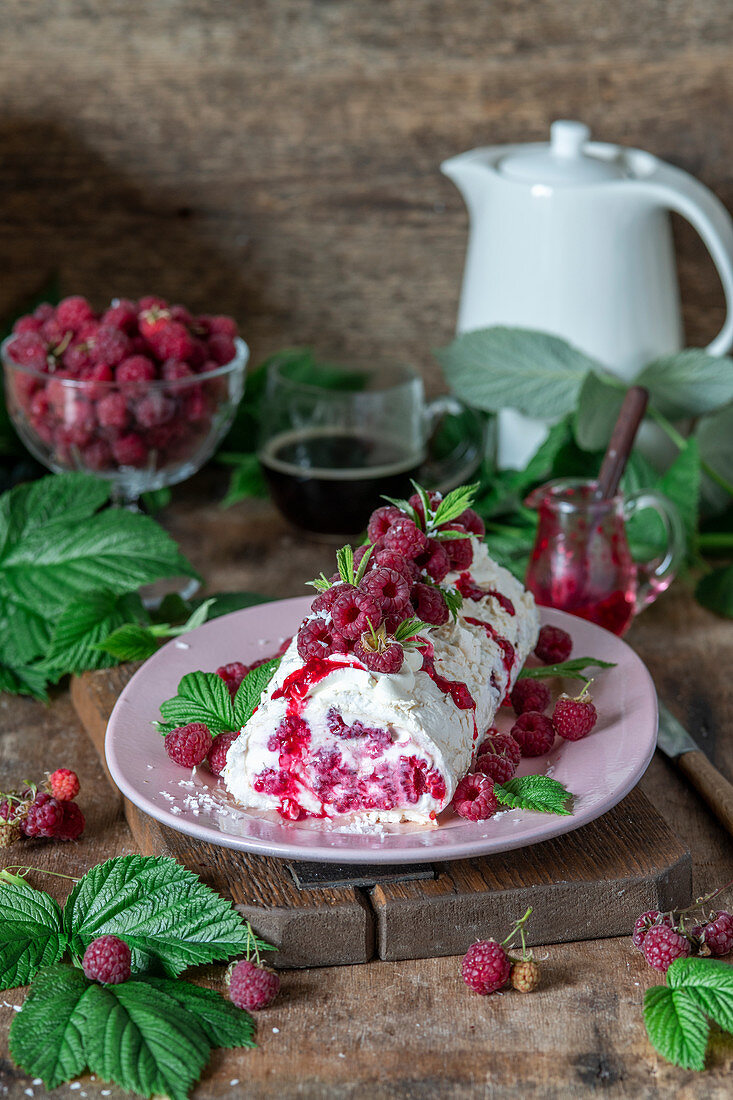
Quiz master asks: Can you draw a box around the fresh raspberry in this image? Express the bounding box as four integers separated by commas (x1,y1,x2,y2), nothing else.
33,303,56,322
228,958,280,1011
440,525,474,572
415,538,451,582
101,299,138,332
202,314,238,338
461,939,511,994
207,731,240,776
511,712,555,757
97,392,129,429
373,548,417,579
6,332,48,371
21,793,65,838
216,661,250,698
552,691,597,741
205,333,236,366
48,769,80,801
696,911,733,957
169,304,194,327
642,925,691,972
80,361,114,398
476,731,522,769
162,358,195,381
138,295,169,312
134,392,175,429
411,583,449,626
62,342,92,374
331,589,382,640
510,679,551,716
534,625,572,664
511,960,540,992
164,722,213,767
475,752,515,785
383,519,429,560
297,618,348,661
453,773,500,821
183,387,208,422
116,355,157,387
149,320,195,362
407,490,442,527
0,822,22,848
361,567,411,617
81,440,113,471
457,508,485,538
90,324,131,366
56,296,95,332
353,637,403,673
367,505,403,543
112,432,148,467
56,801,85,841
12,315,43,335
41,316,69,348
82,935,132,984
59,399,97,448
632,910,675,950
311,582,349,615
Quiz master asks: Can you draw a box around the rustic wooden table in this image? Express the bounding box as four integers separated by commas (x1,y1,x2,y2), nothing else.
1,483,732,1099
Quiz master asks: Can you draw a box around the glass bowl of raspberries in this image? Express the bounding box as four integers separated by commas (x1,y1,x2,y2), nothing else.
1,295,248,502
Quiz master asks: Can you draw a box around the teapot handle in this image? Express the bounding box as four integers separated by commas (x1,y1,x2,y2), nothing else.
640,163,733,356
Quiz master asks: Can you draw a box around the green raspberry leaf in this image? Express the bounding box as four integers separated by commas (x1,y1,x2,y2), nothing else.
667,957,733,1033
144,977,256,1049
9,964,90,1088
494,776,573,816
430,482,478,528
156,670,237,736
63,855,254,976
0,877,68,989
80,979,211,1100
233,658,281,729
643,984,709,1071
518,656,616,684
96,621,160,661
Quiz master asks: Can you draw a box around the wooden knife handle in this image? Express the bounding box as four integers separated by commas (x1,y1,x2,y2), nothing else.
676,750,733,837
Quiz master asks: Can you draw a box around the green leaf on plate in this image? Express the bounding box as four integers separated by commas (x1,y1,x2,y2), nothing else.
233,658,282,729
157,670,237,736
494,775,573,816
517,656,616,684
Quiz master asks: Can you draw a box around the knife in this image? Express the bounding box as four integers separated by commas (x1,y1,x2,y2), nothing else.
657,701,733,838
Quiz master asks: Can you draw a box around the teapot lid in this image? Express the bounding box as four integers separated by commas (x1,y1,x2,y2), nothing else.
498,121,625,185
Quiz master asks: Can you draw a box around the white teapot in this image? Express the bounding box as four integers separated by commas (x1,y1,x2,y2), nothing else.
442,120,733,468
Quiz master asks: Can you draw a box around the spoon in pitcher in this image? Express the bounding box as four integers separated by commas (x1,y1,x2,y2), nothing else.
595,386,649,500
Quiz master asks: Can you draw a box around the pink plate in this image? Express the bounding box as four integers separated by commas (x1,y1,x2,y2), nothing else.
105,598,657,863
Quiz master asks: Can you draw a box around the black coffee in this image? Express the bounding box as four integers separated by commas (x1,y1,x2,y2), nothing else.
259,429,422,535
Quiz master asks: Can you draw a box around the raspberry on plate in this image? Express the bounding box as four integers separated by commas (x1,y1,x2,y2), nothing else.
510,679,551,716
475,752,515,785
216,661,250,698
642,925,691,972
415,539,451,582
534,624,572,664
164,722,213,767
297,618,348,660
331,588,382,640
453,772,499,821
461,939,511,994
367,505,403,544
361,567,411,617
383,519,429,560
553,689,597,741
208,731,240,776
476,731,522,769
82,934,132,984
510,712,555,757
353,636,404,673
228,958,280,1010
411,583,449,626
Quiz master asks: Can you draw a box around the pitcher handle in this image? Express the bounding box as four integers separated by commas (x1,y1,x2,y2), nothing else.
623,489,685,612
639,164,733,355
421,396,491,494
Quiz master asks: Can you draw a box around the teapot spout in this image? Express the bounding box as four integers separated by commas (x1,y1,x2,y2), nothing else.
441,151,494,215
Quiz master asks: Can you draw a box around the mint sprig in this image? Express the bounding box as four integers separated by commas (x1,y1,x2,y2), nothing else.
518,656,616,684
494,775,573,816
155,658,280,736
643,958,733,1071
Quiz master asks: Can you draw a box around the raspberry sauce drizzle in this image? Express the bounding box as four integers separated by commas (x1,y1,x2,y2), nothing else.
464,616,516,676
419,641,475,710
272,657,355,717
457,572,515,616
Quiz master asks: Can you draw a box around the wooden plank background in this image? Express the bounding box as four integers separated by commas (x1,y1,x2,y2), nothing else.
1,1,732,391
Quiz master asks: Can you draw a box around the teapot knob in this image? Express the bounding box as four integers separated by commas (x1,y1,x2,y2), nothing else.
550,120,591,158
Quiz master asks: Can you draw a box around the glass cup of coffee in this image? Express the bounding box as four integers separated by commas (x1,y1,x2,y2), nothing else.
257,355,486,535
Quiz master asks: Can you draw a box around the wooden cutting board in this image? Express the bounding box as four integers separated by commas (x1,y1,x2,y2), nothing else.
71,665,692,968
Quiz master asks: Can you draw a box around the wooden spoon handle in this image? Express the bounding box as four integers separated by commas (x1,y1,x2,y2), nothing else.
676,750,733,838
596,386,649,500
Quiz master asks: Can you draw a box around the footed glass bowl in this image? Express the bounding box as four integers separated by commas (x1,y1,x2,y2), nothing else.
2,336,249,502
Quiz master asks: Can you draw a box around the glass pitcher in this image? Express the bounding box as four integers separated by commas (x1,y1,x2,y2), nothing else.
524,478,684,636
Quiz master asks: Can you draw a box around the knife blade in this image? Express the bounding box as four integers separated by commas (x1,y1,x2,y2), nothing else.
657,700,733,838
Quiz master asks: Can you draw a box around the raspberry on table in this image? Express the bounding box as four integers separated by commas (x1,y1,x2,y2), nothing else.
208,731,240,776
228,958,280,1011
82,935,132,984
534,624,572,664
510,712,555,757
475,752,515,785
361,567,411,617
510,679,551,716
164,722,213,768
476,731,522,769
353,637,404,674
510,960,540,992
57,801,85,841
331,588,382,640
552,691,597,741
696,911,733,957
367,505,404,544
48,768,80,801
383,519,429,560
632,910,674,950
21,792,65,838
0,821,22,848
461,939,511,994
297,617,348,661
216,661,250,698
411,583,449,626
453,773,499,821
642,925,691,972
